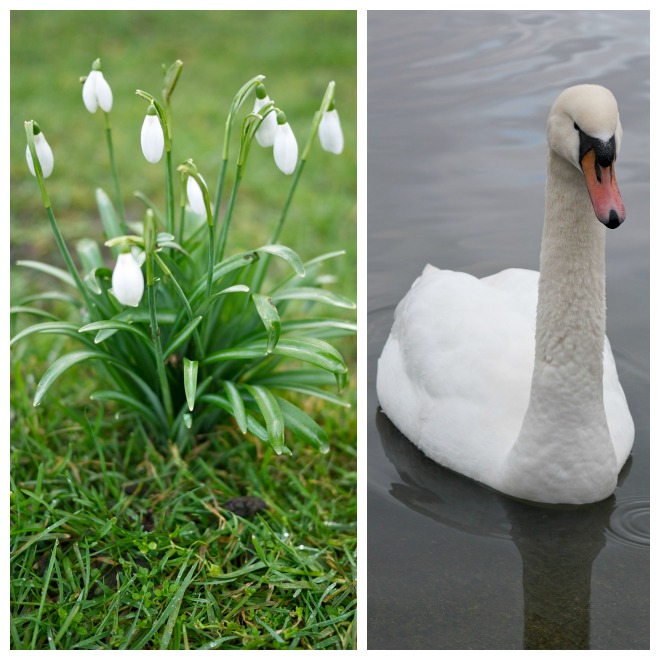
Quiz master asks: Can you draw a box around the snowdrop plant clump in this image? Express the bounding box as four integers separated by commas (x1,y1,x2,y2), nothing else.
14,59,353,456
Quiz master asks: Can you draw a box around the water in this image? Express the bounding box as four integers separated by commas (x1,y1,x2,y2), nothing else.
367,11,649,650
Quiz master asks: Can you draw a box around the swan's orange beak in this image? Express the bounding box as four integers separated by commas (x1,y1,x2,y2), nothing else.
580,149,626,228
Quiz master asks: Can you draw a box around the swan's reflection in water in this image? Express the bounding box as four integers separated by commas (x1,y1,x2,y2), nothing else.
376,407,633,650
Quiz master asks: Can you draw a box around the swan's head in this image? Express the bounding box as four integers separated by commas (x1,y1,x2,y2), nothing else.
547,84,625,228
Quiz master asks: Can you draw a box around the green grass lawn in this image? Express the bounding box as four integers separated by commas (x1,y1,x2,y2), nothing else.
10,10,357,650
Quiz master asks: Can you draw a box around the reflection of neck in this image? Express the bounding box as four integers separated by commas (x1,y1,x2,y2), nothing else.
506,499,610,650
503,150,617,504
521,551,593,649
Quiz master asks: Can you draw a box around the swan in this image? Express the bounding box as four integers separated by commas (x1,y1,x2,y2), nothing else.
376,85,634,505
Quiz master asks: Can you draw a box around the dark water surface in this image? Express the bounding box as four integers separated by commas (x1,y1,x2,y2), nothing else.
367,11,649,650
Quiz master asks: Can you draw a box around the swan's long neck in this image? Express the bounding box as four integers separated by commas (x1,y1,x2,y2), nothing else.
503,148,617,504
534,149,606,382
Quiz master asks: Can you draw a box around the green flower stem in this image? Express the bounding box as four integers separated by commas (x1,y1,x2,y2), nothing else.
215,165,243,263
136,90,174,233
250,81,336,295
177,172,187,245
178,164,215,301
144,212,174,427
103,112,127,233
212,74,265,228
212,157,228,228
154,253,203,358
165,147,175,235
24,121,97,318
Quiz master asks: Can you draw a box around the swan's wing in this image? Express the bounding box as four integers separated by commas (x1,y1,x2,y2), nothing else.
377,266,537,483
602,337,635,468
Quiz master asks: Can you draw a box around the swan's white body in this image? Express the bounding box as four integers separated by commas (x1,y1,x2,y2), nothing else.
376,85,634,505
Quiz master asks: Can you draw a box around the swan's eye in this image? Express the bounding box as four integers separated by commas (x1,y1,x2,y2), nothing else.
574,122,581,131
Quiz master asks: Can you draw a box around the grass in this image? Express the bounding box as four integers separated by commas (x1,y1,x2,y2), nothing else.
10,10,357,650
10,363,356,649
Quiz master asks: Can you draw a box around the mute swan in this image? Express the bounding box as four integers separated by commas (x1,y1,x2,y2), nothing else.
376,85,634,505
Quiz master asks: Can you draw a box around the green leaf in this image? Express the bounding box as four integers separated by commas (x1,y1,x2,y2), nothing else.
222,381,248,434
34,350,117,406
274,337,347,371
76,238,105,274
96,188,122,251
205,346,267,363
79,319,152,345
281,318,358,337
115,308,177,325
16,260,75,288
189,252,259,304
256,245,305,277
205,338,349,390
245,385,288,455
90,390,162,431
272,287,356,309
9,306,60,322
254,370,351,407
183,358,199,411
162,59,183,105
252,294,281,353
163,316,203,359
194,285,250,316
303,250,346,268
16,291,79,308
95,328,118,343
200,393,269,442
10,322,91,348
276,396,329,453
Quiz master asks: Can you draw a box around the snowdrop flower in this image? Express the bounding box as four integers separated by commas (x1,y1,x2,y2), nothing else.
82,59,113,113
318,106,344,155
253,83,277,148
112,251,144,307
25,125,54,178
186,174,207,216
141,104,164,164
273,111,298,175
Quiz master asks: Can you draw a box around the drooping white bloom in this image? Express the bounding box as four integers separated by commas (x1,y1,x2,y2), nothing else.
273,121,298,175
26,131,54,178
141,107,164,164
318,108,344,155
253,96,278,148
82,70,113,113
186,175,207,216
111,252,144,307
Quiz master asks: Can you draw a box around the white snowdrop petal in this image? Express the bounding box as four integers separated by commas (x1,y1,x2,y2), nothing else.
273,123,298,175
95,73,113,112
186,175,207,216
25,145,35,176
318,109,344,155
253,96,277,148
141,114,164,164
82,71,99,113
26,133,54,178
112,252,144,307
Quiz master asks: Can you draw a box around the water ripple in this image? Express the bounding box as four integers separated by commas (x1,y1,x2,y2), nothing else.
607,496,650,549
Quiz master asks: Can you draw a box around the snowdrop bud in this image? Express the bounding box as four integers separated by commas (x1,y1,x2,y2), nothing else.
318,107,344,155
82,59,113,113
273,111,298,175
112,251,144,307
186,175,207,216
141,104,164,164
253,83,277,148
26,126,54,178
